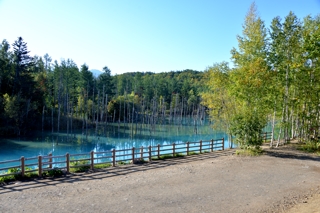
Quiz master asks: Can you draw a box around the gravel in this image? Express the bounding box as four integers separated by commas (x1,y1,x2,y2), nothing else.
0,147,319,213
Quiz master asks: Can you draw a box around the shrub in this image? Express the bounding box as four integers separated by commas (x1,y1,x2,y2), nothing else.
188,151,199,155
230,110,266,148
235,146,264,156
43,168,64,177
70,159,90,172
0,167,21,183
174,153,185,157
117,161,130,165
298,141,320,153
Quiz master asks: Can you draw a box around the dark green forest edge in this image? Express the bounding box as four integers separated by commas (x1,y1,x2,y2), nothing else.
0,3,319,152
0,37,205,137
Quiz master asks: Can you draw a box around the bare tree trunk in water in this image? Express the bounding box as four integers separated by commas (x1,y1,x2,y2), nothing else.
85,113,88,139
67,94,69,138
169,100,172,124
118,99,121,129
57,100,61,134
180,98,183,125
105,94,108,126
51,106,54,133
131,97,134,137
42,105,45,132
96,90,99,136
101,86,105,122
71,101,73,137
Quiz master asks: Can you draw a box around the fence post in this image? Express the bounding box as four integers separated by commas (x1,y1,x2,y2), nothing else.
157,144,160,159
48,153,52,169
20,156,25,177
132,147,135,164
140,146,144,160
112,149,116,167
211,139,214,152
222,138,225,150
187,142,189,155
265,132,267,143
66,153,70,173
173,143,175,157
148,146,152,162
38,155,42,177
200,140,202,153
90,151,94,170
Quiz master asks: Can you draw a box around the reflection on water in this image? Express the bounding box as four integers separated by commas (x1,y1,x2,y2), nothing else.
0,121,228,161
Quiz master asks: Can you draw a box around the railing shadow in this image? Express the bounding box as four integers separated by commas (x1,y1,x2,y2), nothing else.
0,149,235,195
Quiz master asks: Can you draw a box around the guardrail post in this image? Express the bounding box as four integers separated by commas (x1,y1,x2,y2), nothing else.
20,156,25,177
148,146,152,162
48,153,52,169
38,155,42,177
200,140,202,153
222,138,225,150
90,151,94,170
157,144,160,159
132,147,135,164
66,153,70,173
140,146,143,160
112,149,116,167
173,143,175,157
187,142,190,155
211,139,214,152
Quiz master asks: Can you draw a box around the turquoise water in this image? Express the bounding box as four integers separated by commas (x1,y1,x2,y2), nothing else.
0,122,228,162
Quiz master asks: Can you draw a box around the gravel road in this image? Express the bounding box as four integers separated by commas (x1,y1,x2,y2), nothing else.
0,146,319,213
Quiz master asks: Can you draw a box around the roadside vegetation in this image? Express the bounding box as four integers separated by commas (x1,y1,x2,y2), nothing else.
201,3,320,153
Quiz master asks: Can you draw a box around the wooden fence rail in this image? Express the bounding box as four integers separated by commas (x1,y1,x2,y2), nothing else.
0,132,272,178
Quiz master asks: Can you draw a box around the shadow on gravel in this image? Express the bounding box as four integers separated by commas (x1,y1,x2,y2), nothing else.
0,149,235,195
264,149,320,162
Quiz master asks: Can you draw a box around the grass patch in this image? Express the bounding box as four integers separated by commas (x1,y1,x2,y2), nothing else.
174,153,185,157
151,154,173,160
70,159,90,173
94,163,112,169
188,151,200,155
117,161,130,165
151,153,185,160
236,146,264,156
297,141,320,153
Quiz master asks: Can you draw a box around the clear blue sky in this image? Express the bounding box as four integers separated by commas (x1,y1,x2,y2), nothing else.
0,0,319,75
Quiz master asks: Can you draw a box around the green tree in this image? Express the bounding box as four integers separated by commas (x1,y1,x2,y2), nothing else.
97,66,114,95
201,62,236,142
229,3,270,147
269,12,302,144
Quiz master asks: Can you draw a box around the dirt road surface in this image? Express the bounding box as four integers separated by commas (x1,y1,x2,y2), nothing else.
1,146,319,213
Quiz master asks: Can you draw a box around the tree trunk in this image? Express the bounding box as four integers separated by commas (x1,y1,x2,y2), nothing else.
270,101,276,147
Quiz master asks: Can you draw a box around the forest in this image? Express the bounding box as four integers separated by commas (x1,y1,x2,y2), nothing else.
0,3,319,149
0,38,205,137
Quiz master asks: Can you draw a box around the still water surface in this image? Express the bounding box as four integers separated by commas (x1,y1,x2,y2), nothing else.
0,122,228,162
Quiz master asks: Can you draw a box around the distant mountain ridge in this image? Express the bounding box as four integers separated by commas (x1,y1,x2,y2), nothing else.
90,69,103,78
